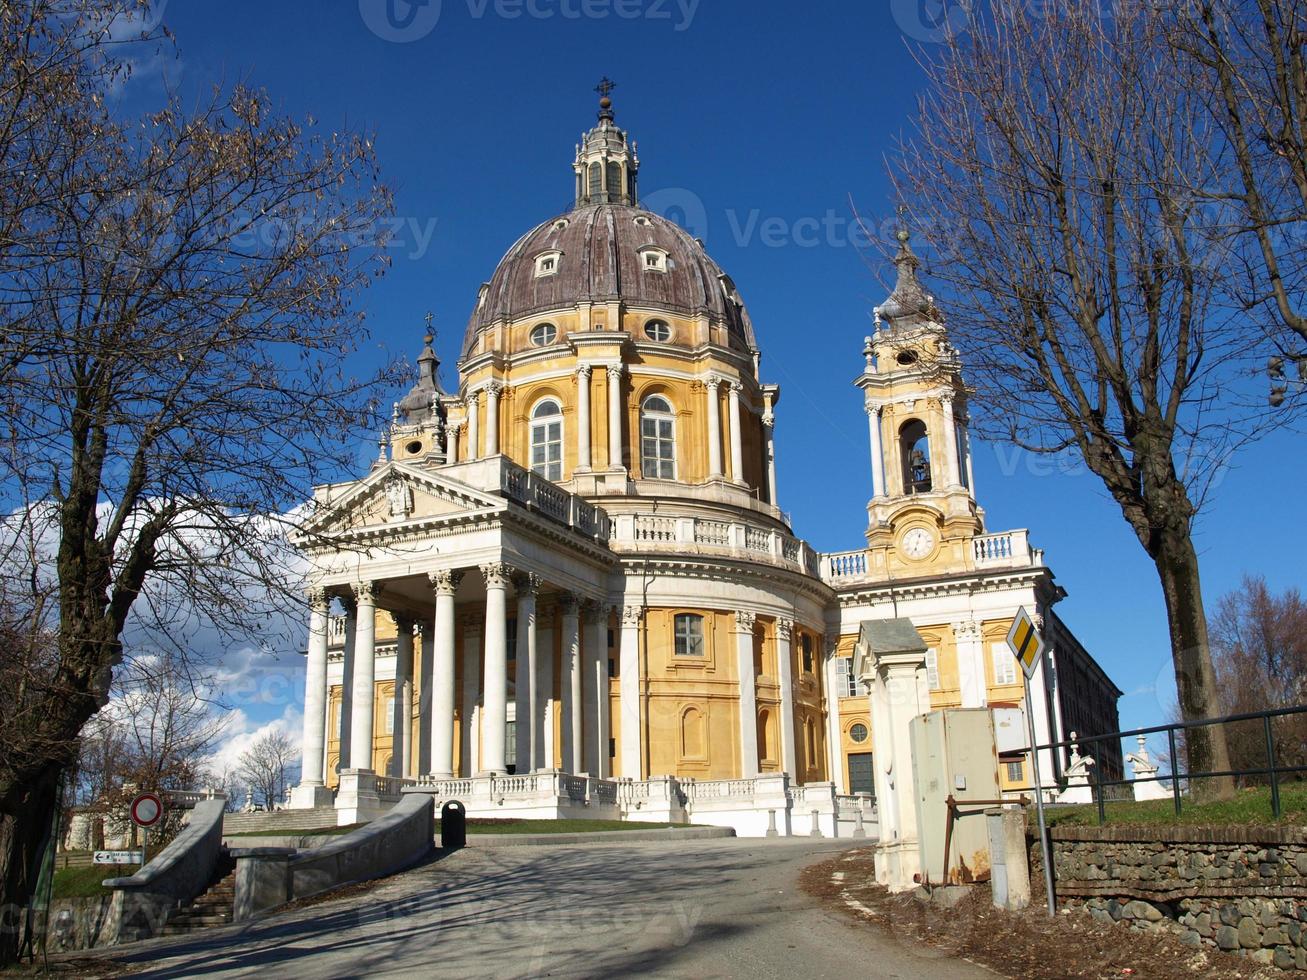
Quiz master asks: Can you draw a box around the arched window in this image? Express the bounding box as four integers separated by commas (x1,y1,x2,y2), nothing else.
758,709,772,763
899,418,932,493
640,395,676,479
588,162,602,198
530,399,563,481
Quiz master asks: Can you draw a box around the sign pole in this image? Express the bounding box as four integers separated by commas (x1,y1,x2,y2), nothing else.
1025,685,1056,917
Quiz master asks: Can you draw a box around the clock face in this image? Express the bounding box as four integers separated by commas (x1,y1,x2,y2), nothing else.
901,527,935,560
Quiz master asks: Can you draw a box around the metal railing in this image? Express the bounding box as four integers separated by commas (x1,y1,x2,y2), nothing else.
1036,703,1307,824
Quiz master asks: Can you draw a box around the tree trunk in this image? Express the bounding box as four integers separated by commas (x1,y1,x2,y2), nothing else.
0,763,61,966
1153,526,1235,801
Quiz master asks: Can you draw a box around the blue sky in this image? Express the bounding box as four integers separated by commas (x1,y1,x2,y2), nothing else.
131,0,1304,737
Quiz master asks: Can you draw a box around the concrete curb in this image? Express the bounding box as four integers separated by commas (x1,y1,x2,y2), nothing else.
459,826,736,847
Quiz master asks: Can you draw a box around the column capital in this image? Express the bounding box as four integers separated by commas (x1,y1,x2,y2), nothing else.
446,419,464,434
952,618,983,640
307,587,330,612
485,380,506,398
734,610,758,633
729,379,744,394
704,373,724,391
429,568,465,597
762,412,776,429
463,611,484,631
865,402,883,417
824,631,841,657
581,599,610,623
620,604,643,627
606,363,626,382
775,618,794,642
558,593,580,617
576,363,593,381
511,571,543,597
480,562,514,588
352,580,379,604
392,611,418,633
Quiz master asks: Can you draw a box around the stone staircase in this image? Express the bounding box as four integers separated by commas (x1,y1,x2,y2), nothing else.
160,851,236,935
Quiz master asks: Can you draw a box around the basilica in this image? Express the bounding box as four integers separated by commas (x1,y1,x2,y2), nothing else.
287,94,1122,837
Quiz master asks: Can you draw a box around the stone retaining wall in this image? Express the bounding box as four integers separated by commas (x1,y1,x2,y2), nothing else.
1035,824,1307,971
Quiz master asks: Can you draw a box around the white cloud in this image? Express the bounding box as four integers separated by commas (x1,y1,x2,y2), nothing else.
206,703,304,784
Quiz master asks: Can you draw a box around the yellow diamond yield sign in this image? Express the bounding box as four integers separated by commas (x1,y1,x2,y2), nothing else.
1006,606,1045,680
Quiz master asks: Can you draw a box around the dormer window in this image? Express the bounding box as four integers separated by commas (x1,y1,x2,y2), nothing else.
534,250,562,278
639,246,668,273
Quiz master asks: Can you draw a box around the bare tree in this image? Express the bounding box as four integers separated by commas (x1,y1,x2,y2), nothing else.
887,1,1263,794
0,1,398,960
1174,1,1307,361
236,730,297,810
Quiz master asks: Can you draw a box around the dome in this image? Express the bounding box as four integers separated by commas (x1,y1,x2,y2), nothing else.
462,203,757,358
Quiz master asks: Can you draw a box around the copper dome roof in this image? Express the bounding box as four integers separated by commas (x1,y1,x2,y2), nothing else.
461,203,757,357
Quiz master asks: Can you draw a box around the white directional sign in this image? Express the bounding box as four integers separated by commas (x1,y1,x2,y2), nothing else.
93,850,143,865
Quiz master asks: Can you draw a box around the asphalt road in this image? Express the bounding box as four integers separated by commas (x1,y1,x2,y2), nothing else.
99,838,995,979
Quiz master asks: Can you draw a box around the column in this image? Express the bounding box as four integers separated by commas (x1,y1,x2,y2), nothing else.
705,376,724,479
735,611,759,776
485,382,503,456
535,617,554,771
727,381,745,484
583,602,608,777
866,646,930,891
867,404,886,499
606,365,625,471
963,425,976,494
294,589,330,802
391,614,415,777
762,412,778,505
349,581,378,773
954,619,986,709
460,615,483,777
338,599,357,771
941,394,961,487
416,622,433,775
445,420,460,464
429,569,462,778
480,563,511,774
467,390,480,460
775,619,797,780
822,633,844,791
559,596,582,773
619,605,642,779
513,572,539,771
576,366,592,471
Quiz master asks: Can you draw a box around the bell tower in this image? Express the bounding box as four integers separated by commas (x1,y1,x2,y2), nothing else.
856,230,982,575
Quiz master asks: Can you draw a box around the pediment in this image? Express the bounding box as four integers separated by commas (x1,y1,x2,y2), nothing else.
298,463,502,539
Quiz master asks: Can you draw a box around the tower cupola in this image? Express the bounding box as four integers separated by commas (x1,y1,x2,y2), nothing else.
573,78,639,208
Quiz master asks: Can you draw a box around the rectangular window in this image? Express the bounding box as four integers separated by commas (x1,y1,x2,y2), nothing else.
608,737,616,758
674,613,705,656
641,416,676,479
505,721,516,772
383,697,395,734
925,648,940,691
992,643,1017,685
507,618,517,661
834,656,864,697
608,657,617,678
531,419,563,481
801,634,814,674
1005,758,1024,783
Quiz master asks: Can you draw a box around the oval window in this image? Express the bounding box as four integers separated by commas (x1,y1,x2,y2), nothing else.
896,349,919,366
405,441,423,456
850,723,869,744
644,319,672,343
530,323,558,347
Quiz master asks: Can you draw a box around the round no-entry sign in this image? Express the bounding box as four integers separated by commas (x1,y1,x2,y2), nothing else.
130,792,163,828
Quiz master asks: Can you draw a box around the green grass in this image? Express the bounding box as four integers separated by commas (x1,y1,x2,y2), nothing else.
52,864,139,900
1044,782,1307,828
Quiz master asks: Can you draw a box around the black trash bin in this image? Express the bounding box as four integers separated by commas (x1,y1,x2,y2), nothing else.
441,800,467,850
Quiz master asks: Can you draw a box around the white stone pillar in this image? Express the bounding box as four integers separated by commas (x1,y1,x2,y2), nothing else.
728,381,745,484
576,366,592,471
460,615,482,777
485,382,503,456
776,619,798,780
513,572,539,771
867,405,886,499
941,395,961,487
467,390,480,460
429,569,462,778
619,605,642,779
822,634,844,791
705,376,724,479
480,563,511,774
391,614,414,778
606,365,624,471
417,622,433,775
338,600,357,771
560,596,582,773
292,588,330,806
445,420,460,464
535,619,554,771
348,581,378,773
954,619,986,709
735,611,759,777
762,412,778,505
963,425,976,494
584,603,609,777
